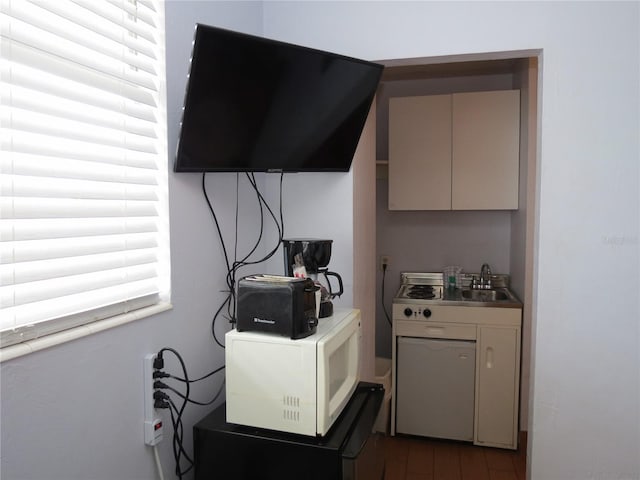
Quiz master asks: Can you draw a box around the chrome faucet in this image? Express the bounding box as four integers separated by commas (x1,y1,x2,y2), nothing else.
479,263,492,289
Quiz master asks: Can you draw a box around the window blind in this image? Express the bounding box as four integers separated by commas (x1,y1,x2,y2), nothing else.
0,0,169,348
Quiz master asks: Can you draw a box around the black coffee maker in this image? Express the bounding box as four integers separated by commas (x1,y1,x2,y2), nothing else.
283,239,344,318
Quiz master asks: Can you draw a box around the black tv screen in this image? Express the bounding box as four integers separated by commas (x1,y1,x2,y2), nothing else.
174,24,383,173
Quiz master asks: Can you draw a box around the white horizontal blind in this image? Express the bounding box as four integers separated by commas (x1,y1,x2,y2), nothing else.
0,0,169,348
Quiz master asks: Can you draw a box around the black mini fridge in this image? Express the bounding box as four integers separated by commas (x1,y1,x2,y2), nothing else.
193,382,385,480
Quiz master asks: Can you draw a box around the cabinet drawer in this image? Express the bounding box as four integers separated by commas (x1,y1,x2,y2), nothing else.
395,321,476,340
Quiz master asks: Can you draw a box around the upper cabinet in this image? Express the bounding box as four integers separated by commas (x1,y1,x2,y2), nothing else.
388,94,452,210
452,90,520,210
388,90,520,211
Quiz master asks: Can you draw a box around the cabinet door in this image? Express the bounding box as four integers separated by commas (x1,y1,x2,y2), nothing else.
388,95,452,210
475,325,521,449
452,90,520,210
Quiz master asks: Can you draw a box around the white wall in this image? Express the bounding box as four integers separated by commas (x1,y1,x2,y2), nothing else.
263,2,639,480
262,172,355,305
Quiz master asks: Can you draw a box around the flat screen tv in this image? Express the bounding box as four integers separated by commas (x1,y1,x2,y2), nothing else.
174,24,384,173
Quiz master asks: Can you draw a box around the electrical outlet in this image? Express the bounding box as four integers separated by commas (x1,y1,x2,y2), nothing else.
143,353,163,446
380,255,390,271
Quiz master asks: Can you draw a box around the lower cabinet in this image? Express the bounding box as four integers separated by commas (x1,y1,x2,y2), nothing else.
391,305,521,450
475,325,521,449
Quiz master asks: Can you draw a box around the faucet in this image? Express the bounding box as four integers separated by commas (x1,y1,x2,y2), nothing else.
479,263,492,289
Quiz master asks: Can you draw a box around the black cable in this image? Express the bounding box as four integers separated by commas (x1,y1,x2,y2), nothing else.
157,348,190,479
155,391,190,473
223,173,267,324
155,348,227,479
202,172,286,347
156,364,225,383
201,173,231,273
279,173,284,238
166,396,193,478
222,173,286,322
211,292,231,349
155,380,225,406
201,173,232,348
238,172,284,264
381,264,392,326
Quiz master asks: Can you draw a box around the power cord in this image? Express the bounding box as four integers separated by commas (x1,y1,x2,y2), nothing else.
152,347,226,480
154,380,225,406
202,172,286,348
381,263,392,326
153,363,225,383
152,445,165,480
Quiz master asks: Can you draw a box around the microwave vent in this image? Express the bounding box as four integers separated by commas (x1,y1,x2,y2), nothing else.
283,395,300,422
283,395,300,407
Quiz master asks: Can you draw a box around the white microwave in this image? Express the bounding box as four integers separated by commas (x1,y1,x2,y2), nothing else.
225,308,361,436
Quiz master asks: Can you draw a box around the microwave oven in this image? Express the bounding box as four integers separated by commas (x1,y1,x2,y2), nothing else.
225,308,361,436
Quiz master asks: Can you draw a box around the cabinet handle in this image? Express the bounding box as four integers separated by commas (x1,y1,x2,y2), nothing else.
486,347,494,368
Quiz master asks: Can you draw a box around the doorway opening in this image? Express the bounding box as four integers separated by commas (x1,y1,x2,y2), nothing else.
369,51,540,467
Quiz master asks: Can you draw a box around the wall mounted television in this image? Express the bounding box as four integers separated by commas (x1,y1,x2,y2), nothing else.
174,24,384,173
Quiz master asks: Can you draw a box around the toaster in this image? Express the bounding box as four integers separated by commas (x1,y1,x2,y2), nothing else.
236,275,318,339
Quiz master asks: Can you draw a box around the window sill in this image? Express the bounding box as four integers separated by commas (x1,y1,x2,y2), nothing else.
0,302,172,363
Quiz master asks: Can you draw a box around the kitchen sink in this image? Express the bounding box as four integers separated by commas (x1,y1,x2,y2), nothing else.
461,289,510,302
439,286,521,307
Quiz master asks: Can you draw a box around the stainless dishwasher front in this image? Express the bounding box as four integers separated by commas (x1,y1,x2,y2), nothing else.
396,336,476,441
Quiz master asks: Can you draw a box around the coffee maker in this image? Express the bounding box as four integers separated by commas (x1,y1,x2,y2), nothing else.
283,239,344,318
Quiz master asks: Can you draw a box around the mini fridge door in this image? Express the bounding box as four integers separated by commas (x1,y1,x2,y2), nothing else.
396,337,476,441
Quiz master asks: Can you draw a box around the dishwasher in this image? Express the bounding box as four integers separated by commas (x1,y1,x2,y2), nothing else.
396,336,476,441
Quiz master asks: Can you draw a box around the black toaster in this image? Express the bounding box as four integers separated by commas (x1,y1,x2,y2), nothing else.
236,275,318,339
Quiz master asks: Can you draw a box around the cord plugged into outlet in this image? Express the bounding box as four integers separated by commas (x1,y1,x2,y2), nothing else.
144,353,164,446
380,255,390,271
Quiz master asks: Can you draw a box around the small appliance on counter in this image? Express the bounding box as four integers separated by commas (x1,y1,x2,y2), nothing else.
225,308,361,437
283,239,344,318
236,274,318,339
